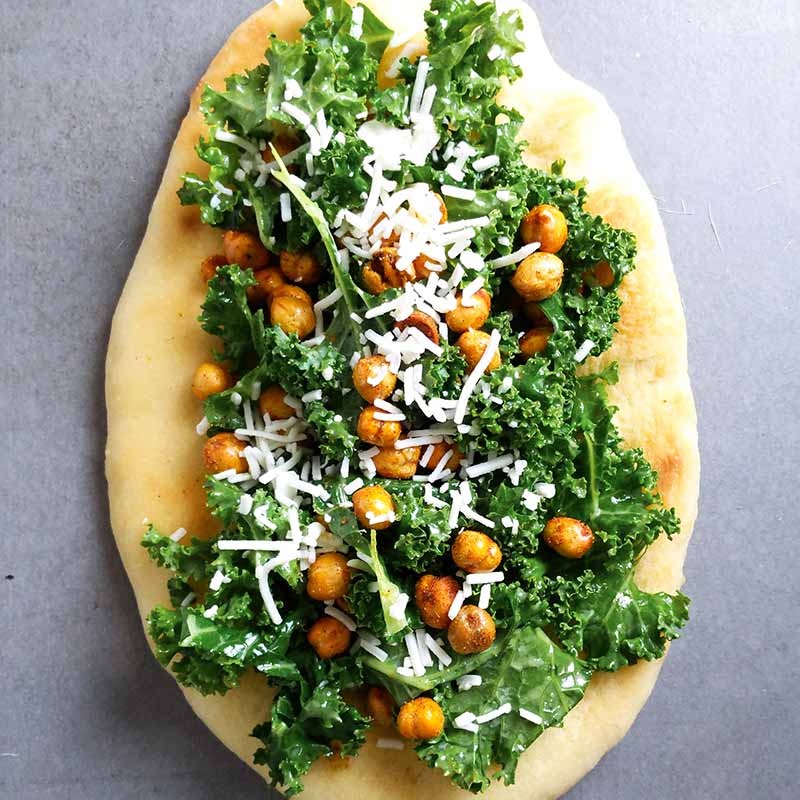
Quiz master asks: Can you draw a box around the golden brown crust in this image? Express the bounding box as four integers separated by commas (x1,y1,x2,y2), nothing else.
105,1,699,797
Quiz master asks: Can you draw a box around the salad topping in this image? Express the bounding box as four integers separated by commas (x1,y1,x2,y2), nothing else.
142,0,689,794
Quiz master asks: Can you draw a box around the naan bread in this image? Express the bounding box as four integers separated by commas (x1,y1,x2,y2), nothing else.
105,1,699,796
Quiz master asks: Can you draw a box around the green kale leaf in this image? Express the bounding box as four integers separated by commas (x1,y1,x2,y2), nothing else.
417,627,590,791
253,656,369,797
199,265,259,371
551,556,690,671
141,525,214,583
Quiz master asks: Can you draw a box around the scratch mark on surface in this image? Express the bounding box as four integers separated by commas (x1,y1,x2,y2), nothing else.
656,196,694,216
1,753,19,757
707,204,722,252
779,240,793,257
112,239,126,254
755,179,781,192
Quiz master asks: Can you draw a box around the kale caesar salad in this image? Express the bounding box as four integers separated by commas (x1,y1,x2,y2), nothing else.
138,0,690,794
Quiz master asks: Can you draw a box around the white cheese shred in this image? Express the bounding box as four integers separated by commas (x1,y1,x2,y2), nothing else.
475,703,513,724
376,738,404,750
447,590,465,620
519,708,544,725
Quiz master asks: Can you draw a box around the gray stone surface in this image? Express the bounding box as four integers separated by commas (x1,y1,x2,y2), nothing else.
1,0,798,798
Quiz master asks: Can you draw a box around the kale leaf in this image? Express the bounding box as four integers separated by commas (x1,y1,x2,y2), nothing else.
253,655,369,797
418,627,590,791
550,556,690,671
199,265,259,370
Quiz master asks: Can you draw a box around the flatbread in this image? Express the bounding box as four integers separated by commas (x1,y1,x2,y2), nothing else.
105,1,699,796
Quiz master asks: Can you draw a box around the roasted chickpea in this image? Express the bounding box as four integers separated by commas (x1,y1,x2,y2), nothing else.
352,485,396,530
335,596,351,613
352,355,397,403
543,517,595,559
523,301,550,326
362,246,419,294
270,285,315,338
519,327,553,359
434,192,448,224
369,213,399,244
203,432,247,474
367,686,395,728
191,362,233,400
447,605,496,654
306,552,351,601
263,133,298,162
394,310,440,345
511,253,564,302
520,204,569,253
415,574,460,629
279,250,323,285
307,616,351,659
412,253,439,281
445,289,491,333
423,441,464,472
248,266,285,305
451,530,502,574
357,406,403,448
200,253,227,282
397,697,444,740
258,384,294,420
222,230,271,270
373,445,420,479
583,260,615,288
456,330,501,372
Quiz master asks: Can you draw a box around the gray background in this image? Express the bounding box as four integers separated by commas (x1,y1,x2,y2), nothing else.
2,0,798,797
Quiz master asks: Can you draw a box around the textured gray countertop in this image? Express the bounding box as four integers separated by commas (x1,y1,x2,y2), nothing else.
2,1,798,798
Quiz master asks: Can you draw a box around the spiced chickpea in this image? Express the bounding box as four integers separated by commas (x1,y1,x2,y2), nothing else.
434,192,448,224
279,250,323,285
222,230,271,270
203,433,247,474
352,485,395,530
307,617,351,659
445,289,491,333
583,260,615,288
362,246,409,295
523,302,550,326
411,253,437,281
248,266,285,305
357,406,403,447
271,284,312,303
335,596,351,614
451,530,502,574
362,246,395,294
415,574,460,629
520,204,569,253
542,517,595,559
270,285,315,338
424,441,464,472
352,355,397,403
262,133,298,162
397,697,444,740
447,605,496,654
200,254,227,282
511,253,564,302
367,686,395,728
373,445,420,479
456,330,501,372
394,310,440,345
306,552,351,601
258,384,294,420
519,327,553,359
191,362,233,400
